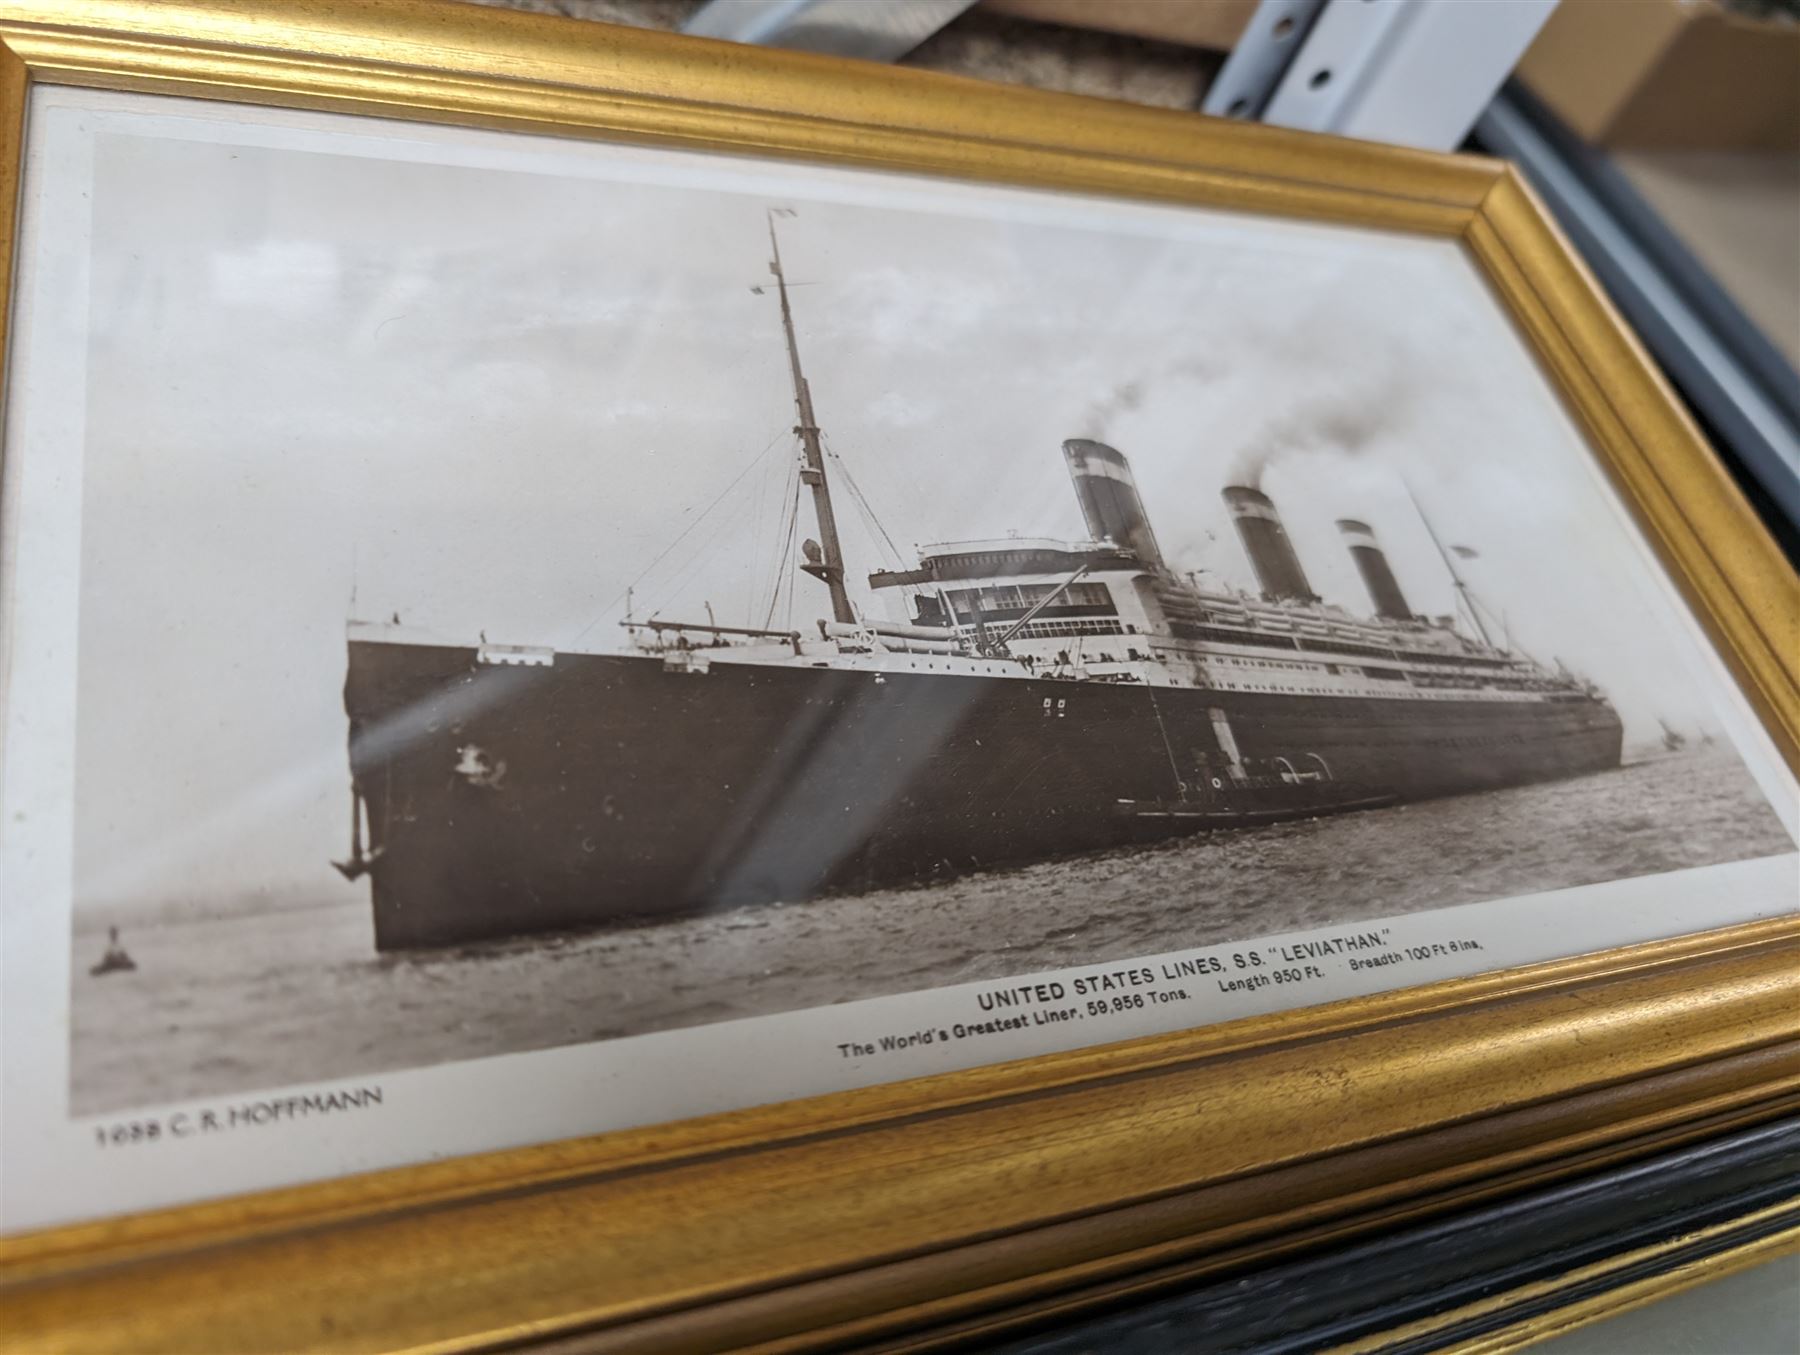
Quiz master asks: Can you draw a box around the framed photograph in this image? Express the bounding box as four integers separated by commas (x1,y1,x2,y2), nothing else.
1,2,1795,1349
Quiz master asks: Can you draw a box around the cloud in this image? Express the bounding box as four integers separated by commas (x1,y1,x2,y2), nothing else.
210,239,340,312
867,390,940,429
825,265,1002,349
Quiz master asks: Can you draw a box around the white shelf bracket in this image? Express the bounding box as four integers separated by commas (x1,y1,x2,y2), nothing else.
1259,0,1560,152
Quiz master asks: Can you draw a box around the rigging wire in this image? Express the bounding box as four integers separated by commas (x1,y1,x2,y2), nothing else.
649,486,761,623
822,436,922,616
785,534,798,632
569,425,787,644
754,456,801,627
643,489,756,626
832,458,894,571
834,467,914,619
747,455,769,626
763,466,803,631
746,442,792,627
822,436,908,571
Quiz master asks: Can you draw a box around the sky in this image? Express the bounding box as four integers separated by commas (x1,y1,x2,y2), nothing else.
46,93,1782,911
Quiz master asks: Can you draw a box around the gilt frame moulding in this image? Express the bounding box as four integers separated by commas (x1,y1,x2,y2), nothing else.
0,2,1795,1351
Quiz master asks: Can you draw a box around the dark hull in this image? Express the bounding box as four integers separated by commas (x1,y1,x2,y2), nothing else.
344,643,1623,949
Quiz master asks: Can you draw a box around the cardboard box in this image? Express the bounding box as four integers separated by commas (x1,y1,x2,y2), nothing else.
1517,0,1800,151
979,0,1260,52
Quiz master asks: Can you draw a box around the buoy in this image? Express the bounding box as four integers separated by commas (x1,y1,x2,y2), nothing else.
90,925,136,977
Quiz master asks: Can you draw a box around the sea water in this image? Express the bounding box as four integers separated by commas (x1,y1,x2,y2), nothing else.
69,748,1796,1113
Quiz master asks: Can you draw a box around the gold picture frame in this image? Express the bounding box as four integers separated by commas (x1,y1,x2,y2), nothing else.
0,2,1795,1350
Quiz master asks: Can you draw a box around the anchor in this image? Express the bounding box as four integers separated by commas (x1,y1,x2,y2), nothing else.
332,784,384,881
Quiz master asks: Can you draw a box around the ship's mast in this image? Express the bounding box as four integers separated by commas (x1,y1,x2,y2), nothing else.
1407,484,1494,647
768,212,855,625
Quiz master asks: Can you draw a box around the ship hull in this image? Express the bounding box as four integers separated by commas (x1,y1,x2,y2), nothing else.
344,642,1623,949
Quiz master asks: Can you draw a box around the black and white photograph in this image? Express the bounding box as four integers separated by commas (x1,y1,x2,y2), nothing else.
1,87,1794,1228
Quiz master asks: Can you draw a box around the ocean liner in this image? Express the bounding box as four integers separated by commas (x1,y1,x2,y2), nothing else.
339,222,1624,950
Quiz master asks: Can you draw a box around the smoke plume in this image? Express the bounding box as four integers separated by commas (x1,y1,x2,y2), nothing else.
1080,379,1143,440
1219,290,1423,489
1080,357,1223,443
1224,358,1418,490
